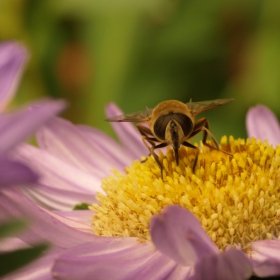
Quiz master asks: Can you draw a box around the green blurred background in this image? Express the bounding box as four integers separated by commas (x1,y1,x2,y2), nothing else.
1,0,279,140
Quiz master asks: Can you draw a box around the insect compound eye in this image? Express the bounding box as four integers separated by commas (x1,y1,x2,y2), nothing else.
172,113,193,137
153,114,172,140
153,113,193,140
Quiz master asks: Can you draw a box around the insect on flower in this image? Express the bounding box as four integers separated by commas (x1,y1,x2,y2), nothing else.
106,99,233,178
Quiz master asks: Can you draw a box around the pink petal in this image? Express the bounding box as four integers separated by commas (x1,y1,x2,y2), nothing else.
0,237,30,253
14,143,101,192
251,240,280,277
252,240,280,260
77,124,136,166
53,210,92,228
167,265,192,280
12,143,103,210
36,117,125,178
192,249,252,280
151,205,218,266
0,41,28,110
0,99,66,156
22,184,95,211
246,105,280,146
106,103,147,158
0,189,98,248
0,158,38,188
45,210,92,233
53,240,156,280
122,251,191,280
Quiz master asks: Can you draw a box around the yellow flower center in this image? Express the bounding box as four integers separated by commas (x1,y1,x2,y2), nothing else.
90,136,280,252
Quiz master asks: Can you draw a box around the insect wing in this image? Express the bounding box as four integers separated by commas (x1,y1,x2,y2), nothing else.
105,107,153,122
186,99,234,117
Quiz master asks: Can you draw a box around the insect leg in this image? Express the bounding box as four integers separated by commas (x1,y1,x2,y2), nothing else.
141,137,166,179
136,124,158,161
182,141,200,172
192,118,219,149
136,124,157,141
150,142,168,179
136,124,161,162
137,127,167,156
136,125,167,179
191,118,231,156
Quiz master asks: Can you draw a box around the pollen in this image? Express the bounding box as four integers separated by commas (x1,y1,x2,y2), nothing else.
90,136,280,252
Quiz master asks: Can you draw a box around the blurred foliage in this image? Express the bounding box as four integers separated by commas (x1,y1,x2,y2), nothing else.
0,0,280,140
0,220,26,239
0,220,49,277
0,243,49,277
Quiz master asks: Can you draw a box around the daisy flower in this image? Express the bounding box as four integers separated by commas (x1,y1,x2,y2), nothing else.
3,101,280,279
0,41,67,278
0,41,66,188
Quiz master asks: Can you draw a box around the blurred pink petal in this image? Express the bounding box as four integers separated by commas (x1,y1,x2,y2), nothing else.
246,105,280,146
0,99,66,156
0,42,67,189
0,99,66,189
0,238,29,253
192,249,252,280
0,158,38,188
151,205,218,266
0,41,28,111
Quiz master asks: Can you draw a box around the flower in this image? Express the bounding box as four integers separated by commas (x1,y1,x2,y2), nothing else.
246,104,280,147
0,41,35,188
0,99,67,188
0,41,67,188
0,41,67,278
3,102,280,279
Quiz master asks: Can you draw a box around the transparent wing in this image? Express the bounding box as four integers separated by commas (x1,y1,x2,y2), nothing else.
105,108,153,122
186,99,234,117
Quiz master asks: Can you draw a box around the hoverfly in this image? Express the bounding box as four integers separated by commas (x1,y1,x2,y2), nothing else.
106,99,233,178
